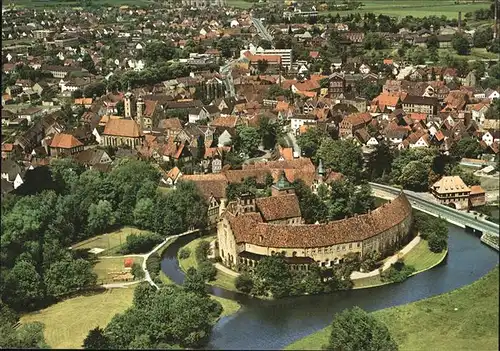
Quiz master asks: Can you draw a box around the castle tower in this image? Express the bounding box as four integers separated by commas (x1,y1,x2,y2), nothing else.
317,159,325,184
136,96,145,130
271,171,295,197
124,90,136,119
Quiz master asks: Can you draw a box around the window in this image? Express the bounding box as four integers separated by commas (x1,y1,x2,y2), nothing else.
271,250,275,255
342,246,346,251
292,251,297,257
357,242,360,248
349,243,352,249
259,235,263,243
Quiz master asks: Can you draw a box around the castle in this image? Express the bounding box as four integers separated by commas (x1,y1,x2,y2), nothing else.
216,172,414,271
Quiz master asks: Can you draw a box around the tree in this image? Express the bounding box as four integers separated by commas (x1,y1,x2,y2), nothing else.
452,33,471,55
44,258,97,297
253,254,291,298
293,179,329,224
325,306,398,351
450,137,482,160
116,100,124,116
72,89,84,99
258,116,280,150
317,139,364,182
473,27,493,48
143,41,175,66
235,273,254,293
363,33,388,50
399,161,429,191
183,268,207,296
83,327,110,349
87,200,115,235
256,59,269,74
4,261,44,311
427,34,439,50
359,82,382,100
133,198,155,230
234,125,261,157
83,82,106,99
131,262,145,280
81,53,97,74
296,127,328,159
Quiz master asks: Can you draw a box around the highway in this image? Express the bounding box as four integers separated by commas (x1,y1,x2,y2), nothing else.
370,182,500,237
251,17,274,43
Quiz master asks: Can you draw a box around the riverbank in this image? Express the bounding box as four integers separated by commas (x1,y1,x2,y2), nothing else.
285,265,499,350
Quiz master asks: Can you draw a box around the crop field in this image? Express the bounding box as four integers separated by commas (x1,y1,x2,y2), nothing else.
4,0,155,9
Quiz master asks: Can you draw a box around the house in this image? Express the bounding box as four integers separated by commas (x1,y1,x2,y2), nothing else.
72,148,112,169
74,98,93,108
469,102,489,124
431,176,470,210
328,73,345,97
401,95,438,117
0,159,25,189
162,166,183,186
158,118,183,138
101,119,144,148
1,143,21,160
290,114,318,135
339,112,372,139
469,185,486,208
484,89,499,101
49,133,84,157
18,106,44,124
188,107,210,124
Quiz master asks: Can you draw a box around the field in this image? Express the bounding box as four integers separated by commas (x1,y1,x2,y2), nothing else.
71,226,151,255
401,239,447,272
93,256,144,285
178,235,239,292
324,0,490,18
5,0,154,8
286,266,499,350
20,288,135,349
226,0,253,9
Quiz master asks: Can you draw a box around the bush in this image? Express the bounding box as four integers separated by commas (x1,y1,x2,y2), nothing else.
179,248,191,260
198,261,217,282
121,232,163,254
235,273,254,294
381,259,415,283
146,252,161,279
131,263,145,280
195,240,211,263
428,232,447,253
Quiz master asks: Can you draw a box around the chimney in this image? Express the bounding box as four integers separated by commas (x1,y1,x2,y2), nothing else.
458,11,462,33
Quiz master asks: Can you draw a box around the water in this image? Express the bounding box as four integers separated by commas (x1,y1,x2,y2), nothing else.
161,225,499,350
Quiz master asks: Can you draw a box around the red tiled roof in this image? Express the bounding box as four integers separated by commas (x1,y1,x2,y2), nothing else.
50,133,83,149
103,119,142,138
255,194,301,221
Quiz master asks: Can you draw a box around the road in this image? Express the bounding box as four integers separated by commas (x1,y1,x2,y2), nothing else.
251,17,274,43
284,131,301,157
220,59,236,98
370,183,499,237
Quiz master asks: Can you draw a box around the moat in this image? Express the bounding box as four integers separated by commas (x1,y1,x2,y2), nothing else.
161,224,499,350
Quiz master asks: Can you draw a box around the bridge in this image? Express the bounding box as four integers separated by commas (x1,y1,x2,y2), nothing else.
251,17,274,43
370,183,499,245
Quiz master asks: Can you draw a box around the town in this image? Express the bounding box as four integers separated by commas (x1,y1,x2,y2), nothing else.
1,0,499,350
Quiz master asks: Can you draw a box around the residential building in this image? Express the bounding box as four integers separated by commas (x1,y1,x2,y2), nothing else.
431,176,471,210
49,133,84,157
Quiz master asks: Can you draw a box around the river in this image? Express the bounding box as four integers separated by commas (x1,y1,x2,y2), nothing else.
161,225,499,350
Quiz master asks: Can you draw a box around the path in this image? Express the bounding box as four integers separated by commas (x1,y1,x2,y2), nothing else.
214,262,240,278
101,229,200,290
350,235,421,280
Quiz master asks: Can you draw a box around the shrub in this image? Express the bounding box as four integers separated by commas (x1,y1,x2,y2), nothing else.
179,248,191,260
428,232,448,253
198,261,217,282
146,252,161,279
381,259,415,283
121,232,163,254
235,273,254,294
131,263,145,280
195,240,211,263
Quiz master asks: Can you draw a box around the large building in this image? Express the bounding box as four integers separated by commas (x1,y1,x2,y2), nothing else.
182,0,226,7
217,173,413,271
431,176,486,210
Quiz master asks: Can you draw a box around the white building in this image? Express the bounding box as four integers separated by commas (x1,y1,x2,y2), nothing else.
255,48,293,71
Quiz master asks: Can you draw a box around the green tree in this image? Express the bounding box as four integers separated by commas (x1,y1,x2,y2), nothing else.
83,327,110,349
317,139,364,182
452,33,471,55
83,82,106,99
72,89,84,99
235,273,254,293
399,161,429,191
234,125,261,157
427,34,439,50
81,53,97,74
4,261,44,311
256,59,269,74
183,268,207,296
258,116,280,150
473,27,493,48
44,258,97,298
253,254,291,298
87,200,115,235
293,179,329,224
450,137,482,160
296,127,329,159
133,198,155,230
131,263,145,280
363,33,388,50
325,306,398,351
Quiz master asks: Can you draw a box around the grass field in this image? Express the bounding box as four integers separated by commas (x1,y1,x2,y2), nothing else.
5,0,154,8
286,266,499,350
227,0,253,9
402,239,447,272
323,0,490,18
72,227,151,255
93,256,144,285
20,288,135,349
178,235,239,292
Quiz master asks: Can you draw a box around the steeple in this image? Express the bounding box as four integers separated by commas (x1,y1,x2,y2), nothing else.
271,171,294,197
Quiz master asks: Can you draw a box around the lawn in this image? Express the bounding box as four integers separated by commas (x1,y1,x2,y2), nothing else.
93,256,144,285
20,288,135,349
322,0,490,18
178,234,239,292
438,48,500,62
286,266,499,350
402,239,447,272
226,0,253,9
71,226,151,255
6,0,154,8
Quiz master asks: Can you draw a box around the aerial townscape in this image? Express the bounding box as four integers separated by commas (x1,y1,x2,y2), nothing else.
1,0,499,350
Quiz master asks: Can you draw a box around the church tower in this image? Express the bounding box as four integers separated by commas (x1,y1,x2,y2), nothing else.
124,87,136,119
136,96,145,130
271,171,295,197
